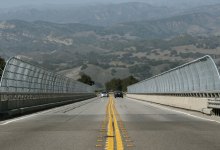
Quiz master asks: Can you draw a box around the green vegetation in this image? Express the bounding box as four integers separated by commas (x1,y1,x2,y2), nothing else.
105,78,122,91
195,36,220,49
179,52,204,59
105,76,138,91
77,73,95,86
81,64,88,70
129,64,152,79
111,69,117,75
2,20,220,86
121,76,139,91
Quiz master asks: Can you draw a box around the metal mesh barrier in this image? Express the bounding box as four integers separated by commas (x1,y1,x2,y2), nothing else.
128,55,220,94
0,57,94,93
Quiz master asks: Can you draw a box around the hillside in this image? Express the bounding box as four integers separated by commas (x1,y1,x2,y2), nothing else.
1,1,220,26
108,12,220,38
1,11,220,86
0,2,176,26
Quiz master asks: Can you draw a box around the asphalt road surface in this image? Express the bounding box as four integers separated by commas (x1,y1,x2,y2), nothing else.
0,97,220,150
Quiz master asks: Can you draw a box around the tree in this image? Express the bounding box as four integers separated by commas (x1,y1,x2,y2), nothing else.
77,73,95,86
105,78,122,91
122,76,139,91
0,56,6,79
105,76,138,92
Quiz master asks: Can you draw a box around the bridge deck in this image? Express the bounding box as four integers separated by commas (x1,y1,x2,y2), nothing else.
0,97,220,150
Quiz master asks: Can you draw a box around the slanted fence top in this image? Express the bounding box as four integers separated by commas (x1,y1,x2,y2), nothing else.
0,57,94,93
128,55,220,94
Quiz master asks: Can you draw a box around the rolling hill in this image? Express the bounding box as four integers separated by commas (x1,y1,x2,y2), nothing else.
1,7,220,86
0,2,176,26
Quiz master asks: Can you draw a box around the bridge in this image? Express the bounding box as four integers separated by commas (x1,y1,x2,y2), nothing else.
0,55,220,150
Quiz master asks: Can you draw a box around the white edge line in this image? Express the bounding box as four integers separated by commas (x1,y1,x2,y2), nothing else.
0,105,65,125
126,97,220,124
0,97,98,125
0,113,39,125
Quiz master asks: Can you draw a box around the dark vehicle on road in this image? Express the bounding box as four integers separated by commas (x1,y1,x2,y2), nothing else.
114,91,123,98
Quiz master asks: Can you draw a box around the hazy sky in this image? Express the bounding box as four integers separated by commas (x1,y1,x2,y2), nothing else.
0,0,219,9
0,0,133,8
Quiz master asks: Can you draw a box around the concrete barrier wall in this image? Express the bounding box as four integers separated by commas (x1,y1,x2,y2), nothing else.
0,93,96,117
126,94,212,114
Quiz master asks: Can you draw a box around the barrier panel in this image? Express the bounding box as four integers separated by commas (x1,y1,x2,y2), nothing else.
127,55,220,115
128,55,220,94
0,57,94,93
0,57,96,116
0,92,95,116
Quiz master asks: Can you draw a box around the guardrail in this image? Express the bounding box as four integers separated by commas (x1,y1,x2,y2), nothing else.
127,55,220,116
0,57,94,93
208,99,220,109
0,57,96,116
0,92,95,116
128,55,220,94
128,92,220,98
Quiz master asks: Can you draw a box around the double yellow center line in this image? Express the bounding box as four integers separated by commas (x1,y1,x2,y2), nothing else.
106,95,124,150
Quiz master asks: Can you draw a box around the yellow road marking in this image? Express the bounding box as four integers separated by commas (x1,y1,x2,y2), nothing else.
106,98,114,150
97,136,102,138
127,144,135,147
123,135,130,138
105,95,124,150
125,139,133,142
100,95,134,149
111,96,124,150
96,101,109,149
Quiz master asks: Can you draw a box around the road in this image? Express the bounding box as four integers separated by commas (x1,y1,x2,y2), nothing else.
0,96,220,150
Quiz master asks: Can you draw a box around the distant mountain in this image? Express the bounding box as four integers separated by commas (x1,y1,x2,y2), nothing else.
1,12,220,56
108,12,220,38
1,9,220,55
1,10,220,86
1,0,220,9
184,3,220,17
142,0,220,9
0,2,178,26
1,1,220,26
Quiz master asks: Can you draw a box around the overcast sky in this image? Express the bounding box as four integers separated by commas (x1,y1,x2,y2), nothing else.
0,0,219,9
0,0,134,8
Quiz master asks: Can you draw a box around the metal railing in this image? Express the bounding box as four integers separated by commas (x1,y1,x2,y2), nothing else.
0,57,96,115
0,57,94,93
128,55,220,94
127,55,220,116
0,92,95,115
